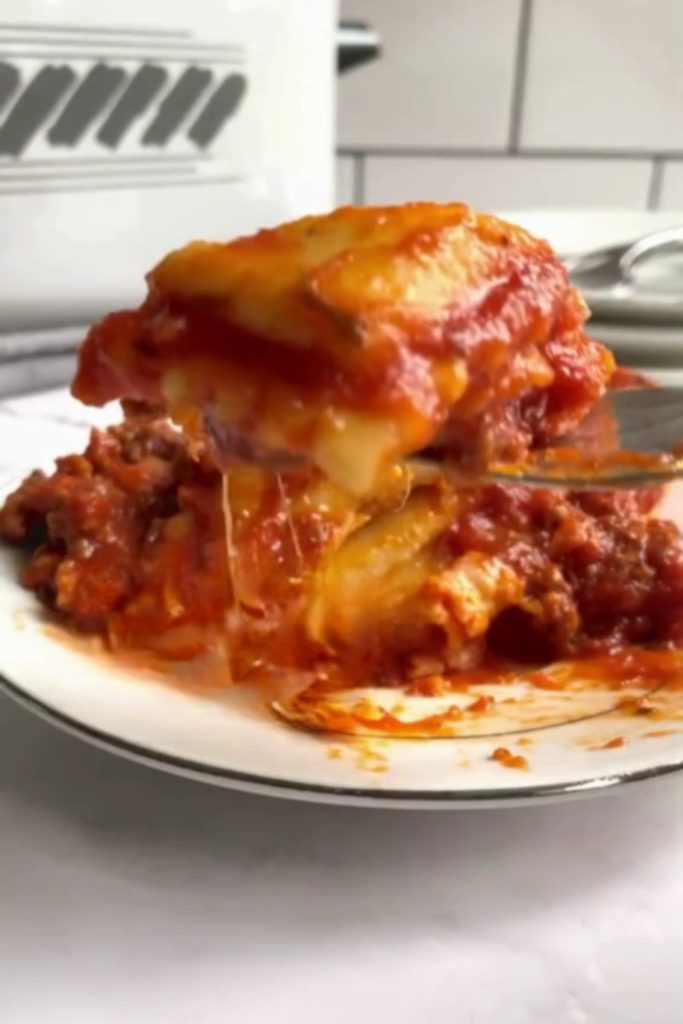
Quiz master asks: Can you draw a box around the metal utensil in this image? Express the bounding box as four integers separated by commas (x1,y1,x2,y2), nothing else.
480,385,683,490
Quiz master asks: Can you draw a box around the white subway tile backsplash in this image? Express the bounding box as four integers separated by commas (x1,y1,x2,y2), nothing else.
338,0,522,149
522,0,683,152
336,156,356,205
659,163,683,209
365,155,652,211
336,0,681,216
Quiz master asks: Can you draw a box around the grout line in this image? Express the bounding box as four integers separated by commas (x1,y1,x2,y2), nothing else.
337,145,683,162
508,0,534,152
647,156,665,209
352,152,365,204
338,145,503,159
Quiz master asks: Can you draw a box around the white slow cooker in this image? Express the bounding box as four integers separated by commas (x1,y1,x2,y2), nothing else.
0,0,378,391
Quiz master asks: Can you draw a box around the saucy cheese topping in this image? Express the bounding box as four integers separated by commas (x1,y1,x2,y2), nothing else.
72,204,613,494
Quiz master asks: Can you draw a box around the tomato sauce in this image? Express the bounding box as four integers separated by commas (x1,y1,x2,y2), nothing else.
491,746,530,770
3,417,683,694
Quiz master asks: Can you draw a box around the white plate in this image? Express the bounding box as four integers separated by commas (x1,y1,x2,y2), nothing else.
501,208,683,337
3,478,683,809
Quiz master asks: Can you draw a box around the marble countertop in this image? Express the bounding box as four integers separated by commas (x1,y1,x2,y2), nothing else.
1,389,683,1024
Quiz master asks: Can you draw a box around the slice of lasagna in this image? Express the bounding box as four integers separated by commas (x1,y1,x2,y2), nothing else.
2,203,682,698
72,203,614,494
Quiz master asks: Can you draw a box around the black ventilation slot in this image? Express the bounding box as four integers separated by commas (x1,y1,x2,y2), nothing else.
187,73,246,148
0,62,20,115
96,64,168,148
142,66,213,146
48,63,127,146
0,65,76,155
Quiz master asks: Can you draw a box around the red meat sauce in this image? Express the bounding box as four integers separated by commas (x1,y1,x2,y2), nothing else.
440,481,683,662
2,383,683,681
0,418,229,661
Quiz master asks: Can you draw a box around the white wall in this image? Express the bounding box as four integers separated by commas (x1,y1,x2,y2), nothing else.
337,0,683,211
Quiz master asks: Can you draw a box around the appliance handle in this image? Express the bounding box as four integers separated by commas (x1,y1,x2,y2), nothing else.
337,22,381,73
